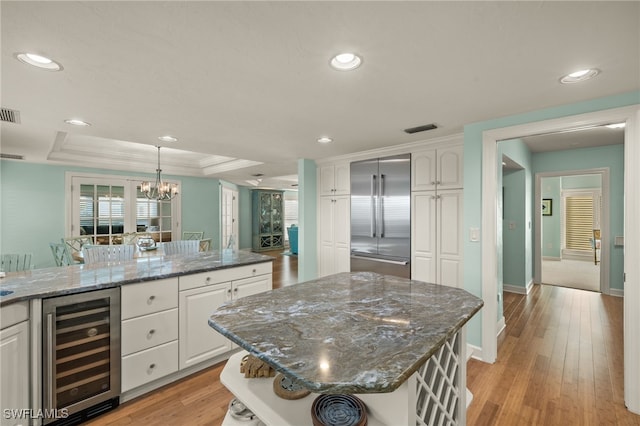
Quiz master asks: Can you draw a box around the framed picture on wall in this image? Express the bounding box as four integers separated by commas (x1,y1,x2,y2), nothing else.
542,198,552,216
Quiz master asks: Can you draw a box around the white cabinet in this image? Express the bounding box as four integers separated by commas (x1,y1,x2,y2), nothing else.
1,318,29,426
319,162,350,196
412,145,463,191
319,195,350,277
178,266,272,370
121,278,179,392
412,190,463,287
179,283,232,369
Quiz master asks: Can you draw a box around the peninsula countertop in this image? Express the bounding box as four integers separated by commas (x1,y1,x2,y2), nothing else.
208,271,483,394
0,250,273,307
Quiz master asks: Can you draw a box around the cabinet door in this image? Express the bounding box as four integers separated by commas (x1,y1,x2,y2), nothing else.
411,192,436,282
437,190,463,287
437,146,463,190
0,321,29,426
411,149,436,191
233,274,272,299
319,165,336,196
319,197,335,247
333,162,351,195
179,284,231,370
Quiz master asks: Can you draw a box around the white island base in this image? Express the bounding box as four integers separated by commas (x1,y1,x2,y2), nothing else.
221,328,468,426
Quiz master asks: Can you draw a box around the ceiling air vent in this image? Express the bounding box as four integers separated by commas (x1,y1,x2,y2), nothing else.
404,123,437,134
0,108,21,124
0,153,25,160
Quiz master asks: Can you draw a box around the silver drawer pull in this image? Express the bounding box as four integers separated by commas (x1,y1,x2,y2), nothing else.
252,268,257,274
147,295,155,304
233,287,238,294
206,276,211,282
148,329,156,336
227,288,232,295
149,363,156,370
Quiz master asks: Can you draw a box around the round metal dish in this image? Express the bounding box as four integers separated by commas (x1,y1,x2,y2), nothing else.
228,398,258,422
311,394,368,426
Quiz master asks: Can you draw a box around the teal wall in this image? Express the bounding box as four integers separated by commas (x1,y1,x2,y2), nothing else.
562,174,601,189
298,159,317,283
533,145,623,290
238,187,253,249
541,177,561,258
499,139,533,297
0,160,222,268
463,90,639,347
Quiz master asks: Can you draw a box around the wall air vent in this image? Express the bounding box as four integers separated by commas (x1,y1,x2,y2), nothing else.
0,153,25,160
0,108,21,124
404,123,437,134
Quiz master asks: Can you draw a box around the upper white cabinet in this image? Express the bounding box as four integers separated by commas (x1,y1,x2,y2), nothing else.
319,162,350,196
412,146,463,191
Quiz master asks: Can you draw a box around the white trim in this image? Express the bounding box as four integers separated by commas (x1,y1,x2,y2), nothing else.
503,284,526,294
316,133,463,166
497,316,506,337
482,106,639,415
610,288,624,298
542,256,561,261
467,343,483,361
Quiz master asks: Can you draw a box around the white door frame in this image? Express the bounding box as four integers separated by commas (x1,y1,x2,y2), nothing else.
481,105,640,414
535,169,609,294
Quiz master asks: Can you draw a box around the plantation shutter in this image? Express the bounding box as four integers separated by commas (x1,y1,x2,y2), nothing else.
565,196,593,251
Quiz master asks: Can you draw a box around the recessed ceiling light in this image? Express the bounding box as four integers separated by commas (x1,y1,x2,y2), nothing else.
330,53,362,71
606,122,626,129
317,136,333,144
64,119,90,126
559,68,600,84
15,52,62,71
158,135,178,143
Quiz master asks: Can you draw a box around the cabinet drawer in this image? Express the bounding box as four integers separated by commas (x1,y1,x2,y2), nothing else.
0,301,28,329
121,308,178,356
179,262,272,291
121,340,178,392
121,278,178,320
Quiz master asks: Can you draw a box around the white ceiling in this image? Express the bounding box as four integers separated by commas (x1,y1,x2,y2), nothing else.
1,1,638,189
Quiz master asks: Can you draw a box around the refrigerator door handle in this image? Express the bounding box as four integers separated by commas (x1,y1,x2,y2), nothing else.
371,175,377,237
379,174,385,238
351,255,409,266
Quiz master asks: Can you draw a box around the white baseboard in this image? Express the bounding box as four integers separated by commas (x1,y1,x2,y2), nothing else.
609,288,624,297
467,343,483,362
497,316,506,338
466,387,474,408
503,280,534,295
543,256,561,261
503,283,527,294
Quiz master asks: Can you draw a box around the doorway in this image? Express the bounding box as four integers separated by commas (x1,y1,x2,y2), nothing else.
480,105,639,413
539,171,606,293
220,186,239,250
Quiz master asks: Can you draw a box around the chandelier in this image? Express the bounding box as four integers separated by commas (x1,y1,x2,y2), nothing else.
141,146,179,201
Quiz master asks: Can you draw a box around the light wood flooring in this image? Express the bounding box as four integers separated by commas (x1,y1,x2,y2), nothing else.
467,284,640,425
88,254,640,425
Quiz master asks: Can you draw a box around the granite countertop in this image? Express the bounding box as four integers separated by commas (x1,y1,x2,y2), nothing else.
0,250,273,306
208,271,483,394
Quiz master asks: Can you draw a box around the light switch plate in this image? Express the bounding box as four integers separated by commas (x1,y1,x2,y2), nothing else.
470,227,480,242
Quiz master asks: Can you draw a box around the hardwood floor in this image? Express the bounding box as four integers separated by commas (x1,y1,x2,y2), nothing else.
86,250,295,426
467,284,640,425
89,256,640,425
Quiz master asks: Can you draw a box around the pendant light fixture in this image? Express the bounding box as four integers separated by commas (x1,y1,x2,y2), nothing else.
141,146,178,201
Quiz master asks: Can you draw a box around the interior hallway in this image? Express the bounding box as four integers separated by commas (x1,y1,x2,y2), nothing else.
467,284,639,425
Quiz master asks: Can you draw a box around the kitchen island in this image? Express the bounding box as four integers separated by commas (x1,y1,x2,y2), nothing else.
0,250,274,426
209,271,483,425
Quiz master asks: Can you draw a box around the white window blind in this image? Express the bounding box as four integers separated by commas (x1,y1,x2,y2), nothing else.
565,195,594,251
283,192,298,242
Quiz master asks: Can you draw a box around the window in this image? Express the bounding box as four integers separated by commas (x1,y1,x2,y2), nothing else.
67,172,180,244
283,191,298,243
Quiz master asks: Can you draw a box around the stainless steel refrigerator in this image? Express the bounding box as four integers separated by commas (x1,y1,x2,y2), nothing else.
350,154,411,278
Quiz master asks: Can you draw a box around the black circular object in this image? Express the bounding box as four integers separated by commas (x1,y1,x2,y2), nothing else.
311,394,367,426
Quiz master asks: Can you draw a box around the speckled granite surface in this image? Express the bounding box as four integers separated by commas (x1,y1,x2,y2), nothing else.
208,271,483,394
0,250,273,306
